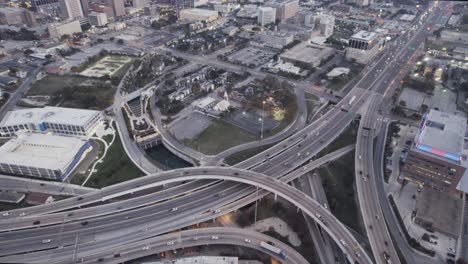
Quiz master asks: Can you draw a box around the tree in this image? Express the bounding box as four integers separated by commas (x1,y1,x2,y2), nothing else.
23,49,33,55
60,34,71,41
116,39,124,45
421,104,428,113
399,100,407,107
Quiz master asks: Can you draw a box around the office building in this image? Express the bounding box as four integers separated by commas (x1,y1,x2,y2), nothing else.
59,0,84,19
402,109,467,192
88,11,107,26
0,106,102,137
0,132,92,181
346,30,382,64
256,31,294,49
104,0,125,17
0,7,37,26
133,0,148,8
319,13,334,37
48,20,82,39
355,0,369,6
179,8,218,22
257,6,276,27
80,0,90,16
91,5,114,19
267,0,298,21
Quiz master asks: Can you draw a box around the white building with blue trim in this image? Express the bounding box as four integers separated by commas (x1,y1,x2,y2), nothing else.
0,106,102,138
0,132,92,181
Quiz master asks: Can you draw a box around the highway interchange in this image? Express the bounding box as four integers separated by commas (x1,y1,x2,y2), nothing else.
0,2,449,263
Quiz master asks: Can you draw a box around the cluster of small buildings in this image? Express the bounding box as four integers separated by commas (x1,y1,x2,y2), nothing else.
0,107,103,181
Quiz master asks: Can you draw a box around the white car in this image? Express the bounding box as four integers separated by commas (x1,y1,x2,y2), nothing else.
339,239,346,246
166,241,175,245
213,209,221,214
211,236,219,240
170,207,178,212
244,239,251,243
2,212,11,216
142,246,150,251
42,239,51,244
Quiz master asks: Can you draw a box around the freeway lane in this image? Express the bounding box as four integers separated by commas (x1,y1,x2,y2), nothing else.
0,167,371,264
0,4,442,262
60,228,309,264
0,175,95,196
356,94,397,264
0,145,356,262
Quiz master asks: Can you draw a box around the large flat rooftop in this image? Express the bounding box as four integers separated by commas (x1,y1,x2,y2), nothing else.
415,109,466,161
0,106,99,127
350,30,378,42
280,42,333,65
0,132,89,170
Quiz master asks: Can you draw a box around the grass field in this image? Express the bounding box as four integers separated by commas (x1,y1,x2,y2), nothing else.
28,75,115,110
318,152,364,235
84,125,144,188
304,92,319,121
80,56,133,78
184,120,258,155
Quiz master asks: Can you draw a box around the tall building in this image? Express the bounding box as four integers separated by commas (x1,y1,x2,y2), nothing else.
319,14,334,37
104,0,125,17
88,11,108,26
257,6,276,27
0,106,102,137
132,0,148,8
267,0,298,21
80,0,90,16
59,0,84,19
0,132,92,181
0,7,37,26
402,110,467,192
346,30,382,64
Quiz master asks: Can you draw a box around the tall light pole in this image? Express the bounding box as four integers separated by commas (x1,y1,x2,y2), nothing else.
260,101,265,140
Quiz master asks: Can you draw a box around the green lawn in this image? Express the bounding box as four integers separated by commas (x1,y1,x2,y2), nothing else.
304,92,319,122
84,125,144,188
264,92,298,138
318,152,364,235
28,75,115,110
316,121,358,157
184,120,258,155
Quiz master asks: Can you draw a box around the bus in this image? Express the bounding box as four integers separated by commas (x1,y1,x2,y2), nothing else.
260,241,287,260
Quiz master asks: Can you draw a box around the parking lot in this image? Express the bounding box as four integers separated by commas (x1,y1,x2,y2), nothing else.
226,46,276,68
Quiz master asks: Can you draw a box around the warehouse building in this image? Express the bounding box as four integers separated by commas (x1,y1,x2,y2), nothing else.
402,109,467,192
280,42,333,67
0,132,92,181
179,8,218,22
0,106,102,137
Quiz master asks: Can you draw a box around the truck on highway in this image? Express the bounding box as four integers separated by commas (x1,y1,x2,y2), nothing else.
260,241,287,260
348,95,356,105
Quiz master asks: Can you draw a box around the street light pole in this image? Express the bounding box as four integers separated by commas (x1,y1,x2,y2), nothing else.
260,101,265,140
